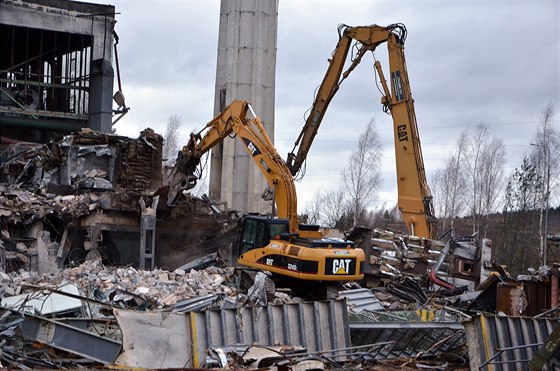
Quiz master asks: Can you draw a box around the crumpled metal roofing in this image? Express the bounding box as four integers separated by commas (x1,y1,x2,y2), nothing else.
348,310,465,360
114,300,351,368
465,314,560,371
338,288,384,312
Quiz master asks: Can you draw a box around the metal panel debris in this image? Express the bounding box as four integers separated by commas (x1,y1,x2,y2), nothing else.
20,314,122,364
339,288,385,312
529,324,560,370
348,310,465,360
114,300,351,368
1,280,83,316
464,314,560,370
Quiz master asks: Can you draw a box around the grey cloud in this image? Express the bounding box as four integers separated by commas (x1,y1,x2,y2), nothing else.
90,0,557,208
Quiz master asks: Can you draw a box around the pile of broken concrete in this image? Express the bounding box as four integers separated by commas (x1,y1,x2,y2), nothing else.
0,258,299,312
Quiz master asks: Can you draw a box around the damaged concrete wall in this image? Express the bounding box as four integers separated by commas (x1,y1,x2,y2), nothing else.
0,127,243,273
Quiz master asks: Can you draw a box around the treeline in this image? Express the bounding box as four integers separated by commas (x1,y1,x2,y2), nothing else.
303,104,558,275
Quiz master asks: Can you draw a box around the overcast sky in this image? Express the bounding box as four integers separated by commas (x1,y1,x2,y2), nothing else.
95,0,559,211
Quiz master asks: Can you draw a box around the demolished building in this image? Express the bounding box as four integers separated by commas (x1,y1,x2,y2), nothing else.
0,0,120,138
2,0,560,369
1,128,239,274
2,128,560,369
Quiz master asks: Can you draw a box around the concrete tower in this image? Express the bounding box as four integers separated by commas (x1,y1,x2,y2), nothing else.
209,0,278,214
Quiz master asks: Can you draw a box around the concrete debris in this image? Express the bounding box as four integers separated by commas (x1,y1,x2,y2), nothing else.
1,259,303,311
247,271,269,306
1,259,235,310
1,128,239,273
1,128,163,194
0,184,98,224
362,229,490,293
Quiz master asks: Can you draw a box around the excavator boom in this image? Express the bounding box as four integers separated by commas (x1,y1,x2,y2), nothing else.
287,24,436,239
167,100,299,233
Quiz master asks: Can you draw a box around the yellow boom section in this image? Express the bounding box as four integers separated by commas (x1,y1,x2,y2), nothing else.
287,23,435,239
167,100,299,234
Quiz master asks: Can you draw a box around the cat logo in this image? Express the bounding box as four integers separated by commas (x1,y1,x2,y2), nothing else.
325,257,355,275
241,137,261,156
247,141,258,155
397,124,408,142
332,259,352,274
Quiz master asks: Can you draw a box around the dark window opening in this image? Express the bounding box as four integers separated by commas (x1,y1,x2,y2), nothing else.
0,24,92,116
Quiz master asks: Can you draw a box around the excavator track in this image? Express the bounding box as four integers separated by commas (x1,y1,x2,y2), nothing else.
235,268,276,303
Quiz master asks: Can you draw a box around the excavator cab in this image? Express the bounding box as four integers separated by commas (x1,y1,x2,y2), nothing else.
237,215,364,283
238,216,290,255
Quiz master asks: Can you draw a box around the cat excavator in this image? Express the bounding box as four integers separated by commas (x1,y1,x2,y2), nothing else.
166,100,365,295
286,23,436,240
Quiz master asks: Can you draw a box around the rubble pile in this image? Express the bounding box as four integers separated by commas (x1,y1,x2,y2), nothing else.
367,229,445,280
2,260,229,309
1,128,237,273
0,184,98,224
0,187,101,273
1,128,163,194
1,129,559,369
364,229,482,291
0,259,302,312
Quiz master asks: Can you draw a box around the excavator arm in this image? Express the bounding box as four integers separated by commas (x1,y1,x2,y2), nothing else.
286,24,435,239
167,100,365,285
167,100,299,234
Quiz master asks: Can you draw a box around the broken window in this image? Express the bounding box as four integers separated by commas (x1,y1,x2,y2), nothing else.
0,24,92,117
455,257,476,279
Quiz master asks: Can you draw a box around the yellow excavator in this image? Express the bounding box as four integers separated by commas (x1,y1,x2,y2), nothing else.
286,23,436,239
166,100,365,294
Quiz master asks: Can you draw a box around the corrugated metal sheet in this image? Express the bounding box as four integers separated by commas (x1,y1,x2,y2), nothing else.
115,300,350,368
348,310,465,359
339,288,384,312
172,293,222,313
464,314,560,371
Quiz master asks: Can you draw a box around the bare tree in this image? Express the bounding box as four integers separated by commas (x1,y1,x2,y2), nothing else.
342,119,383,227
302,189,350,229
302,190,323,225
529,103,558,262
460,124,506,235
530,103,558,204
163,114,182,165
479,136,506,233
431,132,467,232
321,189,350,229
368,203,405,231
